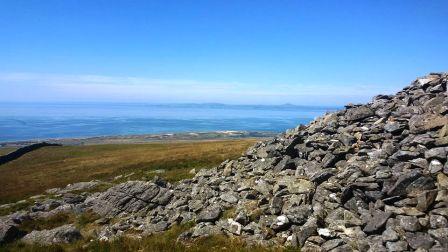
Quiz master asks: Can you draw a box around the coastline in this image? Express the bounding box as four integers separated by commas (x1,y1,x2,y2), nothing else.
0,130,276,148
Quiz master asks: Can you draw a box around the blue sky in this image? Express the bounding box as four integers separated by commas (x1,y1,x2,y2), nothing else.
0,0,447,105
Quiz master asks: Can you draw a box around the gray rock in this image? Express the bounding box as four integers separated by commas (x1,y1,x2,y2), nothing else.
273,156,296,172
387,171,422,196
270,215,290,231
409,114,448,133
430,214,448,228
384,122,404,134
397,215,422,232
220,192,239,204
234,211,249,225
406,176,436,197
46,180,104,194
269,196,283,215
386,240,408,252
382,228,399,242
425,147,447,161
196,206,221,223
21,224,81,245
363,210,392,233
296,217,318,246
405,232,435,250
428,228,448,248
322,238,344,251
191,223,223,238
390,151,421,161
283,204,312,225
429,159,444,173
145,221,169,233
322,153,337,168
416,190,437,211
87,181,163,217
345,106,375,121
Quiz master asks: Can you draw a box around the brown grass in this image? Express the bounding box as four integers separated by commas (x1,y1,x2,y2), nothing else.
0,139,257,204
0,147,17,156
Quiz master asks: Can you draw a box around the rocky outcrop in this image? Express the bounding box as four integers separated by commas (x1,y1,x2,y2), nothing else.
82,73,448,251
85,181,174,217
1,72,447,251
21,225,81,245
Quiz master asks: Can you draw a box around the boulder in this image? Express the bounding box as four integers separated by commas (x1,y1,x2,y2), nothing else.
21,225,81,245
0,222,22,244
196,206,221,223
87,181,167,217
344,106,375,121
409,114,448,133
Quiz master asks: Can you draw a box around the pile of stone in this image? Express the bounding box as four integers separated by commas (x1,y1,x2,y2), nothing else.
1,73,447,251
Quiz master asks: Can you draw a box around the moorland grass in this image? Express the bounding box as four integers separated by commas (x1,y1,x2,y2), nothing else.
0,139,257,204
1,222,299,252
0,147,17,156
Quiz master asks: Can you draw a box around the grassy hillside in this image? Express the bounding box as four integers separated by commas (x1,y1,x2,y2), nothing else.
0,147,16,156
0,139,258,204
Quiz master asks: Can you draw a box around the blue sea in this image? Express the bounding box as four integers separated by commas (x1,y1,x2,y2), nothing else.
0,103,338,142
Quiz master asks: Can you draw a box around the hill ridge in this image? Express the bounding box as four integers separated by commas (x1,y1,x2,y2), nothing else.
1,72,448,251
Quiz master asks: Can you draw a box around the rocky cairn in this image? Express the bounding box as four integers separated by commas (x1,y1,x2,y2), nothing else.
1,73,448,251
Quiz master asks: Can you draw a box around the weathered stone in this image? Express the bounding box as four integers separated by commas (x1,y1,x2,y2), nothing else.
397,215,421,232
196,206,221,223
317,228,335,238
273,156,296,172
405,232,435,250
276,177,314,195
322,153,337,168
425,147,447,161
429,159,444,173
363,210,392,234
296,217,318,246
384,121,404,134
382,228,399,242
146,221,169,233
406,176,436,197
345,106,375,122
322,238,344,251
283,205,312,225
428,228,448,248
191,223,223,238
416,190,438,211
21,225,81,245
385,240,408,252
387,171,422,196
409,114,448,133
390,150,421,161
269,196,283,215
430,214,448,228
437,173,448,188
270,215,290,231
87,181,162,217
220,192,239,204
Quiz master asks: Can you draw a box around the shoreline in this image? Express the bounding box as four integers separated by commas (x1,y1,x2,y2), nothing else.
0,130,277,148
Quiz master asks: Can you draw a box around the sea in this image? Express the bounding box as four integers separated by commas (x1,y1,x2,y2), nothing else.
0,103,338,142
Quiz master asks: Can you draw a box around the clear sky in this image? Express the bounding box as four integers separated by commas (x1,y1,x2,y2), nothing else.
0,0,447,106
